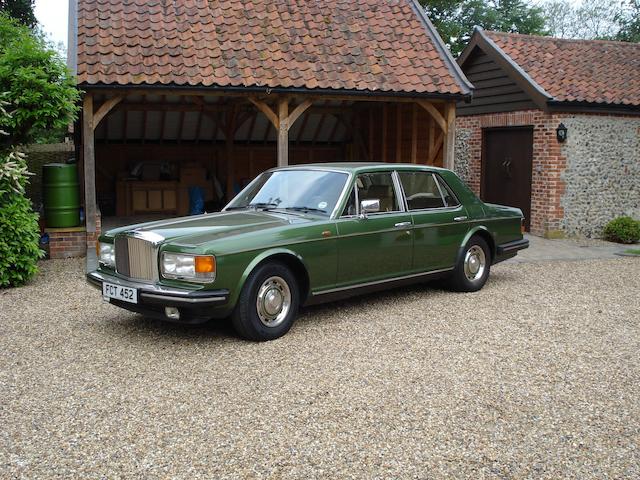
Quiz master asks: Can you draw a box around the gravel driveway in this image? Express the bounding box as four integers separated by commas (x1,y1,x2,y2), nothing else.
1,258,639,479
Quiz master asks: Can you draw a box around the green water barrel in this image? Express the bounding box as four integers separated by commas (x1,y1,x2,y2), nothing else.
43,163,80,228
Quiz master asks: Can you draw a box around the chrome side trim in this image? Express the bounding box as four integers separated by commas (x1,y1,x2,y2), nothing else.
313,267,454,295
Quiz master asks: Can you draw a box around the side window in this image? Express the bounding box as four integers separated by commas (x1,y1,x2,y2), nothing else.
357,172,400,213
435,176,460,207
399,171,446,210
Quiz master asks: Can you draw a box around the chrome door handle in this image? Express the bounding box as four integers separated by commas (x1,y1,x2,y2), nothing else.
394,221,412,228
453,216,468,222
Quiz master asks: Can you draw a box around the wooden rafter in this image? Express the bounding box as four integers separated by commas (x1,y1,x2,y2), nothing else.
417,100,447,134
93,95,123,128
248,97,279,128
427,132,444,165
288,99,312,127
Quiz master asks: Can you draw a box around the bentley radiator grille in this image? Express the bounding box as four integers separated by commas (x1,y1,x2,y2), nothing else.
114,235,157,281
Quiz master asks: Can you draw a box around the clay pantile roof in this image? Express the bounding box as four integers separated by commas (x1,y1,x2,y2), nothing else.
483,31,640,106
76,0,471,97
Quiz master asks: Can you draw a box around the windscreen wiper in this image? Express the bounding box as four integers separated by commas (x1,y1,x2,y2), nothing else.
284,206,328,214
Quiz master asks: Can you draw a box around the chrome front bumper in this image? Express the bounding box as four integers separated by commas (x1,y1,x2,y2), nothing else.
86,270,229,307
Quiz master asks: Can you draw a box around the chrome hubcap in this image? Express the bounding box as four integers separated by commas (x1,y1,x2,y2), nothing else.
464,245,486,281
256,276,291,327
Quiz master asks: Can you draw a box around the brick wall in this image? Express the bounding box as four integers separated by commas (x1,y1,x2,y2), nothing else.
455,110,567,236
47,210,101,259
456,109,640,237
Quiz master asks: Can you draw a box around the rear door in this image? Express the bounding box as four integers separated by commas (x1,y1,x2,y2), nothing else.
398,170,468,272
335,171,413,286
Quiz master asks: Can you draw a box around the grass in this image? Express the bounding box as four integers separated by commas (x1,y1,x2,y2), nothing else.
624,248,640,256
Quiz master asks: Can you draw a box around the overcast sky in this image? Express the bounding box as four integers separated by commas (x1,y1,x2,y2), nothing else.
35,0,68,46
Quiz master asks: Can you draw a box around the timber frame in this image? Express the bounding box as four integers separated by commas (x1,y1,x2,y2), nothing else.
79,88,459,235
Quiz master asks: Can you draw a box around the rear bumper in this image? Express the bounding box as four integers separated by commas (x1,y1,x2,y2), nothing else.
86,270,230,323
496,238,530,255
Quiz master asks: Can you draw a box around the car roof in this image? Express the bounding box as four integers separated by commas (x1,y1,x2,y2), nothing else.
275,162,447,174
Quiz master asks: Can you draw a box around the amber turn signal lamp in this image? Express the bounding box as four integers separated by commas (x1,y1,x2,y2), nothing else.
195,255,216,273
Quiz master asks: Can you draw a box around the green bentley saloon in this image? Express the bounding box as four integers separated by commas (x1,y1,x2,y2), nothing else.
88,163,528,341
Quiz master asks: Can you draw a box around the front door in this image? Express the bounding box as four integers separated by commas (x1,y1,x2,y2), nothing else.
482,127,533,230
335,171,413,286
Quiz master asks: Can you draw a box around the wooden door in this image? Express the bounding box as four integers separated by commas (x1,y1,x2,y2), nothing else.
482,128,533,230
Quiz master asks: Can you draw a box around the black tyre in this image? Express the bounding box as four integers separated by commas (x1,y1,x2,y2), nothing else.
448,235,491,292
231,262,299,341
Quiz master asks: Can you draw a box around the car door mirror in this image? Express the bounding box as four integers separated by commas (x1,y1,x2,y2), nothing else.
359,199,380,218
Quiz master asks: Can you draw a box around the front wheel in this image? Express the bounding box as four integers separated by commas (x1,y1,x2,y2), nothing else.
447,236,491,292
231,262,299,341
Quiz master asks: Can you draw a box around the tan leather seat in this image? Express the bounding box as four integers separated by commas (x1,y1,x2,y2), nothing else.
364,185,395,212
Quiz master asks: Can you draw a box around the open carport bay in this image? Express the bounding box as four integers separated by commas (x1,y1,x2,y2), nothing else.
1,258,639,478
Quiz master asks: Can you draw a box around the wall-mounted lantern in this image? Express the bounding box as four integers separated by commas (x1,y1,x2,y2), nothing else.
556,123,568,142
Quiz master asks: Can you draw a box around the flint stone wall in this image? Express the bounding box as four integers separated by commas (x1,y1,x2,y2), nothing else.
559,115,640,237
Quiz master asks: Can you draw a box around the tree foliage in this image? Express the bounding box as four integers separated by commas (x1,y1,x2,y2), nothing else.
421,0,548,55
616,0,640,42
0,14,79,287
0,0,35,28
542,0,625,39
0,14,79,146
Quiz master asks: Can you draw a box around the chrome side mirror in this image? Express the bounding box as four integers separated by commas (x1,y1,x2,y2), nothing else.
359,199,380,219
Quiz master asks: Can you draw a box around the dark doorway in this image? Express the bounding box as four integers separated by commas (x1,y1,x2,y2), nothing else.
482,127,533,230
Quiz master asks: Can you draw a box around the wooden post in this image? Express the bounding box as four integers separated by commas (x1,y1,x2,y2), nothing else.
249,96,312,169
442,103,456,170
278,98,289,167
82,93,96,233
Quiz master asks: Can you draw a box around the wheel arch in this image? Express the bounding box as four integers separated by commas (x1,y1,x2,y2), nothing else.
236,248,311,305
459,226,496,262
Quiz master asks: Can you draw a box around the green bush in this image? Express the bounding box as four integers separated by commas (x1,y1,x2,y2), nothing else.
0,13,79,288
0,192,42,287
603,216,640,244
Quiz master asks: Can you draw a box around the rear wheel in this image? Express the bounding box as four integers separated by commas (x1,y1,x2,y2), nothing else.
448,236,491,292
231,262,299,341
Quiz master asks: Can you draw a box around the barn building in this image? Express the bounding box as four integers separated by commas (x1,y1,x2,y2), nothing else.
61,0,472,257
